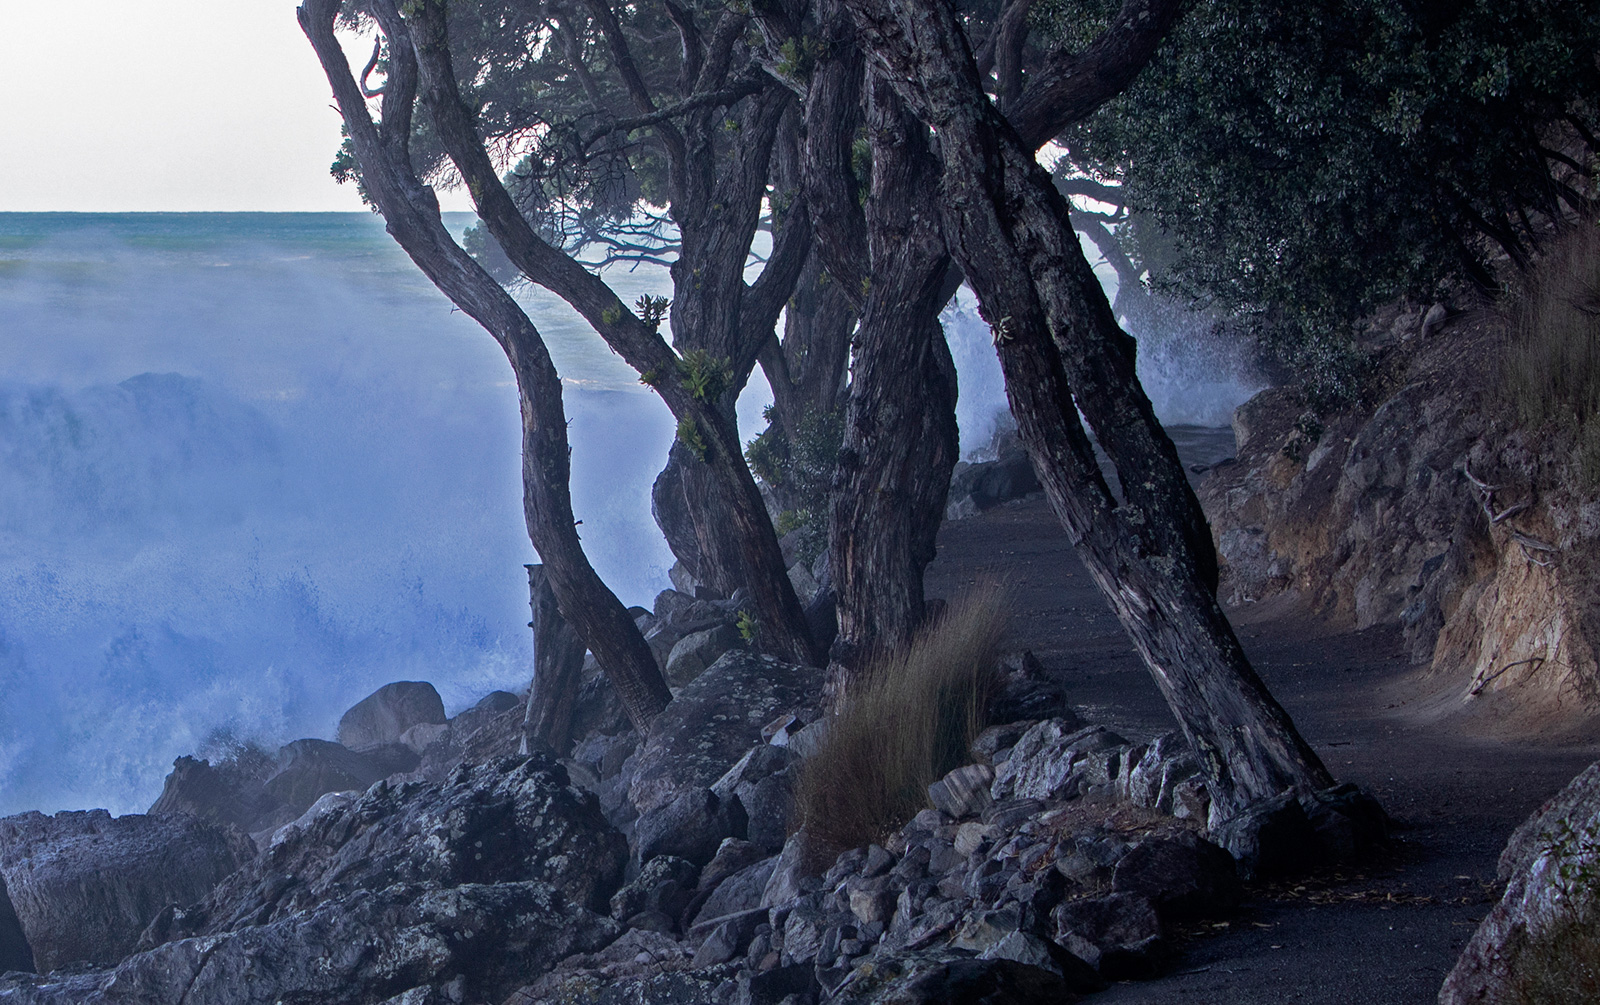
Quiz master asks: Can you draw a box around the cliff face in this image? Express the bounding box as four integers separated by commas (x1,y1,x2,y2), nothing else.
1200,306,1600,735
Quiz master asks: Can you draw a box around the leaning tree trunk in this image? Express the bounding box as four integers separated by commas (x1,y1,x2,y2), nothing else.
840,0,1334,821
300,0,673,731
825,73,960,679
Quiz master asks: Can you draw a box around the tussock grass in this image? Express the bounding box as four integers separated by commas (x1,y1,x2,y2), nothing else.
793,587,1006,859
1506,220,1600,487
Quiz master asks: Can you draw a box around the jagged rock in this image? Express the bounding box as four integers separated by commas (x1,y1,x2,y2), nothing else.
1122,733,1201,814
991,722,1129,803
635,788,749,867
261,738,419,825
698,839,769,893
714,745,801,854
611,855,699,925
0,880,621,1005
0,810,253,972
447,689,520,740
665,623,746,686
147,745,278,832
831,948,1083,1004
0,873,34,973
695,857,779,930
0,755,632,1004
928,764,995,820
336,680,447,751
1442,761,1600,1003
1210,791,1320,881
761,831,821,909
691,910,765,966
1052,892,1165,978
630,651,823,816
172,754,626,943
971,721,1037,765
978,931,1105,989
1110,830,1239,920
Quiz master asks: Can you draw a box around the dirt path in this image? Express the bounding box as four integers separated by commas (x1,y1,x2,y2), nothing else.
925,494,1599,1004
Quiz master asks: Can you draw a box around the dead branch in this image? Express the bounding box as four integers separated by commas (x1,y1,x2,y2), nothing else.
1470,656,1546,696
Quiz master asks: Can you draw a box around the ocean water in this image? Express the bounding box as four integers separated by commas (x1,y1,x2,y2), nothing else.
0,212,1257,817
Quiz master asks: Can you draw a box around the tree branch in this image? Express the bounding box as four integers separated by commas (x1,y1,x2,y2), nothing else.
1008,0,1186,149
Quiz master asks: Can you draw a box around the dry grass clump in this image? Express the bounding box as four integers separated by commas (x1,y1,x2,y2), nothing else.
1505,220,1600,487
794,588,1006,859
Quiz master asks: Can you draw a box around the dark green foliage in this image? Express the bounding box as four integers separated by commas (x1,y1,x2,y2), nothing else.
745,406,843,563
1048,0,1600,398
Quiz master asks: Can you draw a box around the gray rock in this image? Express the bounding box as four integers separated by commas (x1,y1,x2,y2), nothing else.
830,948,1081,1004
698,838,770,895
665,623,746,686
263,738,419,823
944,450,1042,520
1442,761,1600,1003
635,788,749,867
695,858,779,928
36,881,617,1005
970,721,1037,765
761,831,821,909
1052,891,1165,978
175,754,626,942
1122,733,1199,813
1110,830,1238,920
336,680,446,751
630,651,824,817
611,855,699,925
991,722,1128,803
1210,791,1319,880
929,764,996,819
0,810,253,972
1299,783,1387,863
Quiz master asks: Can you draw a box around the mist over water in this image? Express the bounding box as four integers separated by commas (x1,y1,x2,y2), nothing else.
0,213,1256,818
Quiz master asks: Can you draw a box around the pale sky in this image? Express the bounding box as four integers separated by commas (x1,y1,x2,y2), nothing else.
0,1,471,212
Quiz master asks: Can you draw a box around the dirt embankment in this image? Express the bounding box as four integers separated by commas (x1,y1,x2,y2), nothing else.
1199,306,1600,742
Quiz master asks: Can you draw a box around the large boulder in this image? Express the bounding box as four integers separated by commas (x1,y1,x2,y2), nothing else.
0,874,34,973
337,681,447,751
628,651,823,816
0,881,617,1005
0,810,254,972
1441,760,1600,1003
175,754,627,938
0,754,629,1005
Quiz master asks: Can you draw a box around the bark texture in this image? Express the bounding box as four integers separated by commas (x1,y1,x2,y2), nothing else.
522,564,589,756
299,0,673,729
822,72,960,674
838,0,1334,818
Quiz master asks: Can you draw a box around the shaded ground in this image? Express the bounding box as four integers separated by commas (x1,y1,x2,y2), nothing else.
925,493,1599,1004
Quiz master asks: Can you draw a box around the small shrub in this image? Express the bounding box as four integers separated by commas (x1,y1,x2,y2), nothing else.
793,588,1007,859
1505,220,1600,488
